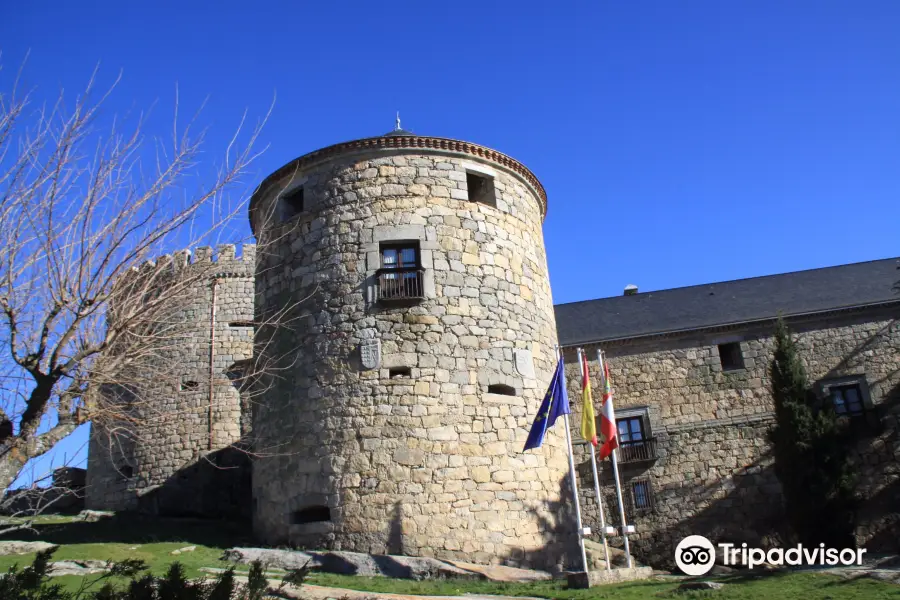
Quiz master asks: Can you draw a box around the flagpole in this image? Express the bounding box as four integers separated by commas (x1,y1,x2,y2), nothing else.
578,348,611,571
597,349,633,569
557,346,590,576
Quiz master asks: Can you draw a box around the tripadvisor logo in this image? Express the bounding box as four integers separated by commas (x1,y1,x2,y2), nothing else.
674,535,867,575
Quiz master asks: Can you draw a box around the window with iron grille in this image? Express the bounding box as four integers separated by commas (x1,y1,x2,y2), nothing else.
378,243,423,301
630,479,654,513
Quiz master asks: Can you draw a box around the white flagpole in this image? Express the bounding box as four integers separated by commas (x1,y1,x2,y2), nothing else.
557,346,590,576
578,347,611,571
597,349,633,569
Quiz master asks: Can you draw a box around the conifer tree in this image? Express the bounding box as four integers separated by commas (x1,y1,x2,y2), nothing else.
769,318,857,547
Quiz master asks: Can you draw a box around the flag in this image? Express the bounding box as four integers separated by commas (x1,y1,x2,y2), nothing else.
580,351,598,446
597,356,619,460
523,358,571,451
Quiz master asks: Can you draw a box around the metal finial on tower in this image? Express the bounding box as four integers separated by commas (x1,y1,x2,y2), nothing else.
395,111,401,131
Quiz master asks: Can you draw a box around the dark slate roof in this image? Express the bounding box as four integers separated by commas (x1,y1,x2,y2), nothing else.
554,257,900,346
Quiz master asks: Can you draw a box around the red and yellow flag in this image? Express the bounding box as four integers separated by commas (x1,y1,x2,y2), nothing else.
580,351,598,446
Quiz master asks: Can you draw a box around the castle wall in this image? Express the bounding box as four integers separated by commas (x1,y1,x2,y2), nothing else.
250,144,572,569
564,306,900,566
85,245,255,518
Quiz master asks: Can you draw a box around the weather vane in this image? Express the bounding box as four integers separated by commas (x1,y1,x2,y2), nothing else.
395,111,401,131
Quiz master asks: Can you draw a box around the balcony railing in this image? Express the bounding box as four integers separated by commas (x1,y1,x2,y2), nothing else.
617,438,658,464
377,267,425,301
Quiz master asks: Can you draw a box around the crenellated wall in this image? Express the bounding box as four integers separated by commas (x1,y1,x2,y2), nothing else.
85,244,256,518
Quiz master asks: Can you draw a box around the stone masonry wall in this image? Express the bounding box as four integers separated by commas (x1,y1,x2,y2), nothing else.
86,245,255,518
250,145,573,570
564,306,900,567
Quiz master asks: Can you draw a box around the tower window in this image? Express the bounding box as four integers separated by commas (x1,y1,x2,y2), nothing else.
389,367,411,379
378,242,423,301
280,187,305,221
180,380,200,392
291,505,331,524
466,172,496,208
487,384,516,396
718,342,744,371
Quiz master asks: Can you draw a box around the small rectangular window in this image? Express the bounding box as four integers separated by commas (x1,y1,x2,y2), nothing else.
389,367,411,379
718,342,744,371
180,380,199,392
830,384,865,417
466,172,496,208
281,187,304,221
631,480,653,512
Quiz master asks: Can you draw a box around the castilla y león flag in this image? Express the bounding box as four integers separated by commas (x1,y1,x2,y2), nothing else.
597,358,619,460
580,352,598,446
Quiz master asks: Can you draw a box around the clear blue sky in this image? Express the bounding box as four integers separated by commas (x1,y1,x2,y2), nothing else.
2,1,898,484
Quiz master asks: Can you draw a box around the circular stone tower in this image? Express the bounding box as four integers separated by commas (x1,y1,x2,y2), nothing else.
86,244,255,516
249,131,570,569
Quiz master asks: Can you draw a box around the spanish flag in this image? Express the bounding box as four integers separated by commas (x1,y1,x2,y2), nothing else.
580,351,598,446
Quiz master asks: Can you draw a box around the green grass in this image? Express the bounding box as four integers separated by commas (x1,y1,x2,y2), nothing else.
305,571,900,600
0,515,897,599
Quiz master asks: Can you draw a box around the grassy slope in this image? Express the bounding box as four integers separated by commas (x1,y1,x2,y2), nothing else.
0,515,896,599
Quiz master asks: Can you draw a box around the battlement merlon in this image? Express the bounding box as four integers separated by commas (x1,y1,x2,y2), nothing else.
126,244,256,280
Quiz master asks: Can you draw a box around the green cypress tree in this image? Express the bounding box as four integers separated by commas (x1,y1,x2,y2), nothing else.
769,318,857,548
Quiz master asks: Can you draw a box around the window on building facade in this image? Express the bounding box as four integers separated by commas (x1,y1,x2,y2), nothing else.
378,242,424,300
618,416,646,445
718,342,745,371
615,410,658,463
466,172,497,208
280,187,304,221
181,380,199,392
631,479,654,512
829,383,866,417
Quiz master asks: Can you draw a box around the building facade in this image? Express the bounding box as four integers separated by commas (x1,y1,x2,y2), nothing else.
84,128,900,571
556,259,900,566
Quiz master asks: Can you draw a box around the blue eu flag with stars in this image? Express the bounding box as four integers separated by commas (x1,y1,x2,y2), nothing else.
523,358,571,451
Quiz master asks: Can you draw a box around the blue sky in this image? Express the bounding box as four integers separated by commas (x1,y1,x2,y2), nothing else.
2,1,898,484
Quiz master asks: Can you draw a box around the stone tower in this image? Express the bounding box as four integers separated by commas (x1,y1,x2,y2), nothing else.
249,131,572,569
85,245,255,516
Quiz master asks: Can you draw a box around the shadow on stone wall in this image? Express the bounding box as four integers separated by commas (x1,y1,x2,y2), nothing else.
845,374,900,552
498,474,580,573
134,443,252,521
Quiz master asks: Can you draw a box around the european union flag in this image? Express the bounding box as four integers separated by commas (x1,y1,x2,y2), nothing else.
523,359,571,451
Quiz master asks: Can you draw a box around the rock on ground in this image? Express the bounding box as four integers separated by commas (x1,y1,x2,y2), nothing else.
0,541,59,556
223,548,551,582
678,581,725,591
49,560,109,577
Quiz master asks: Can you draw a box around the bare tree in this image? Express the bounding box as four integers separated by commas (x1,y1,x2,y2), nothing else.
0,61,280,500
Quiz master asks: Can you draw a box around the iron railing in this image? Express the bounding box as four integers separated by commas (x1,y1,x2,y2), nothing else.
617,437,658,464
377,268,425,301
